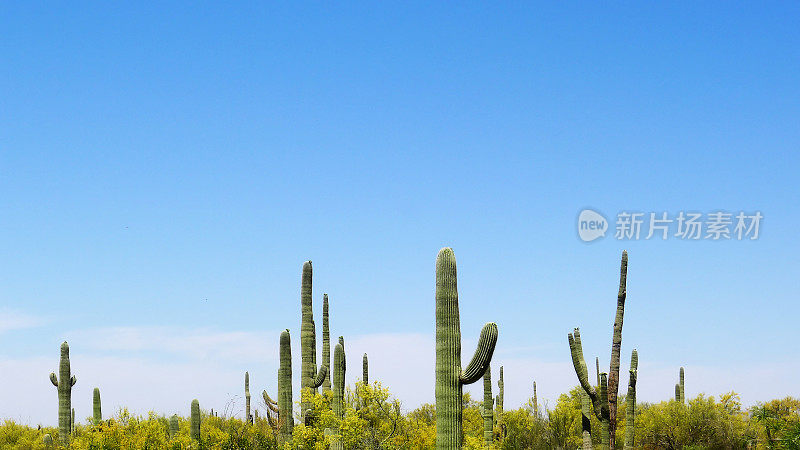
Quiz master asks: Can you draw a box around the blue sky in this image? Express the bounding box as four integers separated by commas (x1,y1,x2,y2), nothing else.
1,2,799,425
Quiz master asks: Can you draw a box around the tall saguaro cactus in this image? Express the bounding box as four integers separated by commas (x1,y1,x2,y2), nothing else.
330,341,346,450
483,365,494,448
533,381,538,417
569,328,611,448
93,387,102,425
435,248,499,450
278,329,294,444
362,353,369,385
49,341,76,447
190,399,200,442
300,261,329,420
322,294,332,393
679,367,685,404
624,349,638,449
608,250,628,449
245,371,251,423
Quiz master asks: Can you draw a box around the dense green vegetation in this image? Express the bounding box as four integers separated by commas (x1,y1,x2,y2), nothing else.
3,385,799,449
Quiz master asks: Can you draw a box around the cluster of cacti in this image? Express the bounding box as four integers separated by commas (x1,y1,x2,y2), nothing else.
675,366,685,403
190,399,200,442
483,365,494,448
93,387,102,425
49,341,76,447
568,250,629,449
624,349,638,449
245,371,251,423
435,248,499,449
300,261,329,421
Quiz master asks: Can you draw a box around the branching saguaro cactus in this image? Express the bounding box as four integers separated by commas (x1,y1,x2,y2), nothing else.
278,329,294,444
49,341,76,447
322,294,332,393
362,353,369,385
580,391,593,450
569,328,610,448
262,390,279,416
624,349,638,449
300,261,329,421
190,399,200,442
483,365,494,448
245,371,251,423
568,250,629,449
608,250,629,449
435,248,499,450
93,387,101,425
169,414,179,439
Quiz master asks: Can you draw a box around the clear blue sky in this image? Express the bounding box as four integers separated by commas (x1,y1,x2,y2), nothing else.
1,2,799,425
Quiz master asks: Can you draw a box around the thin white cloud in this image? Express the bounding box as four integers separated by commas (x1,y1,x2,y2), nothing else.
0,310,47,334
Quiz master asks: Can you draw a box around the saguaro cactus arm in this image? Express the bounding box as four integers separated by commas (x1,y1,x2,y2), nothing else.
71,376,76,386
311,365,328,388
460,323,498,384
50,373,58,386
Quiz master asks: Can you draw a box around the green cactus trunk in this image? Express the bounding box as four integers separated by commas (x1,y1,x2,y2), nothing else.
330,341,346,450
581,390,593,450
169,414,179,439
599,373,610,449
93,387,101,425
680,367,685,404
624,349,638,449
608,251,628,449
596,357,601,388
245,371,251,424
435,248,499,450
362,353,369,385
483,365,493,448
533,381,538,417
278,329,294,445
322,294,332,393
497,366,504,415
49,341,76,447
300,261,328,421
190,399,200,442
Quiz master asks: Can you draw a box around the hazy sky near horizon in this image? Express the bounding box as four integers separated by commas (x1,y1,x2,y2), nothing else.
2,2,799,425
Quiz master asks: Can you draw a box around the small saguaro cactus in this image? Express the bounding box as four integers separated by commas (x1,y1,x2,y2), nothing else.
435,248,499,450
362,353,369,385
580,391,593,450
533,381,539,417
679,366,685,404
322,294,332,393
245,371,251,423
190,399,200,442
569,328,611,448
50,341,76,447
624,349,638,449
169,414,179,439
278,329,294,444
300,261,329,421
483,364,494,448
93,387,101,425
497,366,504,415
